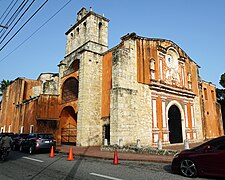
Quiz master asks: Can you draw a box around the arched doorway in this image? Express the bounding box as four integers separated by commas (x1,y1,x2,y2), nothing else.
168,105,183,143
60,106,77,145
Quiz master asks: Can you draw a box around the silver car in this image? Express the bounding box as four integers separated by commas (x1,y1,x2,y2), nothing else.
19,133,56,154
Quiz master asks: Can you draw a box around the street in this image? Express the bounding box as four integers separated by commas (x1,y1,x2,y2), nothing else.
0,151,213,180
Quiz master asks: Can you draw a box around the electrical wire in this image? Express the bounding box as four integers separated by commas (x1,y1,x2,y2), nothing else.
0,0,19,27
0,0,72,62
0,0,29,39
0,0,49,49
0,0,15,21
0,0,36,44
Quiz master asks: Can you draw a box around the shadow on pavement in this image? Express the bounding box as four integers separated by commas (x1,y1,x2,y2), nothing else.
64,146,90,180
163,164,172,174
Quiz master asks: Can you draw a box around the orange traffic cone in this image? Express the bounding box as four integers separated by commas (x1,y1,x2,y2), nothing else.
49,146,55,158
112,150,119,165
67,147,75,161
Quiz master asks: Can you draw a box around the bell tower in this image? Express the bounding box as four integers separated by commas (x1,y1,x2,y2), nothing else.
65,7,109,56
59,7,109,146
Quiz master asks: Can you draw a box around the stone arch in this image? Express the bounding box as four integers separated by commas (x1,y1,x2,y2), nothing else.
68,60,80,72
59,106,77,145
62,77,79,103
166,100,185,143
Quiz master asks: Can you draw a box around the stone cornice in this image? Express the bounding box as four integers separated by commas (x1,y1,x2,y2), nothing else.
157,45,167,54
149,81,196,98
64,40,108,58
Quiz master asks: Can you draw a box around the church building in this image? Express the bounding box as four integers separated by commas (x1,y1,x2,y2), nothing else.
0,7,223,147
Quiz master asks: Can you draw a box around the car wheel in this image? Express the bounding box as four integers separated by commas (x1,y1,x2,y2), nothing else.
19,145,23,152
180,159,197,177
29,146,33,154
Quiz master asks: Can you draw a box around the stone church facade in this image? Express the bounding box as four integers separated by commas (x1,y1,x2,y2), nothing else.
0,7,224,147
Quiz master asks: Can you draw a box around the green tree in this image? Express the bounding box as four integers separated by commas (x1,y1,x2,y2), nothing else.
216,88,225,101
217,73,225,130
0,79,12,97
217,73,225,101
219,73,225,88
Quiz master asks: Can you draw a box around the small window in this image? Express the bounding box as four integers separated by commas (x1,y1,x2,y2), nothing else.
99,22,102,29
168,56,171,62
211,90,215,101
98,22,102,41
204,88,208,100
147,47,150,57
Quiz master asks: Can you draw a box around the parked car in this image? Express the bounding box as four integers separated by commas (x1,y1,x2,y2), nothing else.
171,135,225,178
19,133,56,154
12,133,29,151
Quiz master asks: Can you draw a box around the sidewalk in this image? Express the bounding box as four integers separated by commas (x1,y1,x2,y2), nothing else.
56,142,201,163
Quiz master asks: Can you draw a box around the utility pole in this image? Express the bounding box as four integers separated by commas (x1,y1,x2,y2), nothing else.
0,25,8,29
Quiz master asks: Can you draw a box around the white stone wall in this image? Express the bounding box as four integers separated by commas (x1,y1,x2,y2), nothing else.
110,39,152,146
77,51,103,146
193,96,203,141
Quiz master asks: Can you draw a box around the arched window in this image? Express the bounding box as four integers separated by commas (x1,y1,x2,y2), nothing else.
62,78,79,103
76,27,79,35
98,22,102,42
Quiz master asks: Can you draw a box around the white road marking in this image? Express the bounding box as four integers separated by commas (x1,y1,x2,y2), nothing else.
22,156,44,163
90,173,124,180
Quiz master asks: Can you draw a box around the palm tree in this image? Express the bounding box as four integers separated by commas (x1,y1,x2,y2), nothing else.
0,79,12,97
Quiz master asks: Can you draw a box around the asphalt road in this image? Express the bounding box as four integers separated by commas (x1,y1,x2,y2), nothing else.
0,150,213,180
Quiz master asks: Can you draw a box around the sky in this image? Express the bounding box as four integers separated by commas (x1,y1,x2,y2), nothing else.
0,0,225,88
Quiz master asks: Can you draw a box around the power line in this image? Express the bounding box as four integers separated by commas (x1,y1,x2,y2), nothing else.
0,0,19,27
0,0,72,63
0,0,29,39
0,0,49,51
0,0,15,21
0,0,36,44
